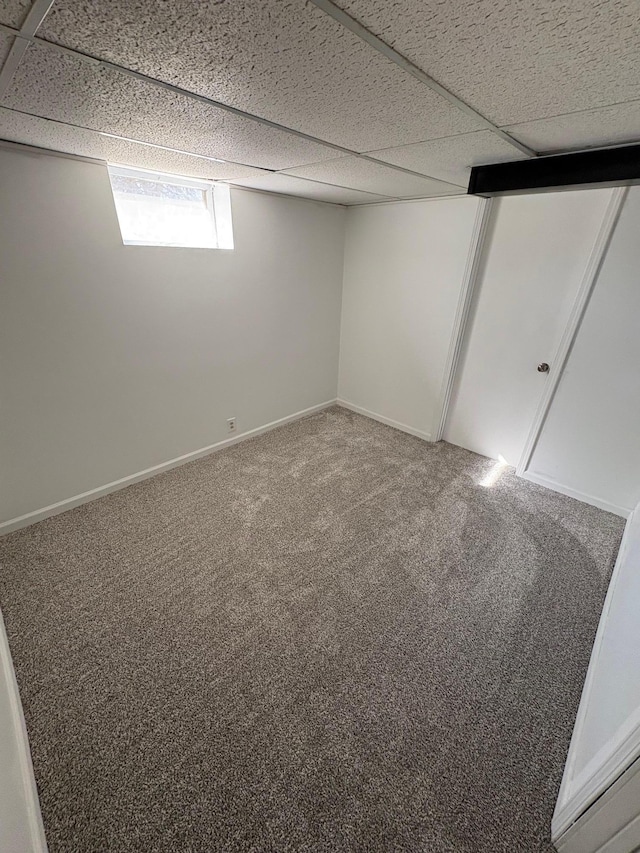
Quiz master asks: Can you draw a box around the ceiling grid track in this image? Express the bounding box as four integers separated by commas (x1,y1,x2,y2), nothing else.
0,107,403,201
307,0,538,159
0,103,277,174
0,134,401,205
0,0,53,98
0,8,470,191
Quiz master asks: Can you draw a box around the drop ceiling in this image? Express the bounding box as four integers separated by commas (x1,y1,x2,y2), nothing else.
0,0,638,205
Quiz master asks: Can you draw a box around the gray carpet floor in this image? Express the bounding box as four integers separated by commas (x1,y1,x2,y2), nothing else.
0,407,624,853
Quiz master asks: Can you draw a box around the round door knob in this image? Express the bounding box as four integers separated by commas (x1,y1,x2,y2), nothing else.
537,362,550,373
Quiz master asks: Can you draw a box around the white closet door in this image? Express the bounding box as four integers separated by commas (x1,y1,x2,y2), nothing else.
527,186,640,516
444,188,611,465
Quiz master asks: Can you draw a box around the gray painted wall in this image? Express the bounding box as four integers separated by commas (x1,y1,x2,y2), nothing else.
338,196,480,439
0,146,345,524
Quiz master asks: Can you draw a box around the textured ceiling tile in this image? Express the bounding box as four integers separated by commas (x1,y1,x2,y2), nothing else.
98,138,266,181
505,102,640,153
368,131,527,186
284,157,464,198
2,42,338,170
0,107,269,180
38,0,481,150
0,0,30,27
229,173,393,205
0,31,13,64
337,0,640,126
0,106,100,156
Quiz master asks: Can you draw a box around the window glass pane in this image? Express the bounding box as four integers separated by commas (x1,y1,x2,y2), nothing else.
108,172,217,248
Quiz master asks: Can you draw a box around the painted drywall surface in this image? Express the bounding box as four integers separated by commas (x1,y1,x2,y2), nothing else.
528,187,640,514
337,196,481,437
0,612,46,853
444,189,612,465
0,147,345,524
573,505,640,779
553,503,640,842
0,651,34,852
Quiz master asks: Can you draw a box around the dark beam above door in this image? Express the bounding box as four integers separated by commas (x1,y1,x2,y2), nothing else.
468,143,640,196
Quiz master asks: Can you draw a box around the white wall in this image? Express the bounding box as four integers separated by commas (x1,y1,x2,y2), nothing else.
553,502,640,842
2,144,638,528
0,146,345,526
0,612,46,853
338,196,481,439
527,187,640,516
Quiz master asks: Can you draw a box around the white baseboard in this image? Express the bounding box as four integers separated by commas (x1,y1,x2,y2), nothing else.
521,471,631,519
0,400,337,535
336,399,432,441
0,610,48,852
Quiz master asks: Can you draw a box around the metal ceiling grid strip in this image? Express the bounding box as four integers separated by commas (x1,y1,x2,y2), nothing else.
307,0,538,159
0,0,53,98
0,5,472,189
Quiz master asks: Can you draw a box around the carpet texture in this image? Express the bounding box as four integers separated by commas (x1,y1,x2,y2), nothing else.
0,407,624,853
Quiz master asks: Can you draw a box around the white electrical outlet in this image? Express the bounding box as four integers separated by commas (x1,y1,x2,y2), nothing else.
227,417,236,433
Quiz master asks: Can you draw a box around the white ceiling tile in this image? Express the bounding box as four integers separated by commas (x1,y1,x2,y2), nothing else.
229,173,393,205
98,139,265,182
0,31,13,65
505,102,640,153
0,107,101,156
337,0,640,126
368,131,527,186
0,0,30,27
284,157,464,199
37,0,482,151
0,107,269,180
1,42,339,170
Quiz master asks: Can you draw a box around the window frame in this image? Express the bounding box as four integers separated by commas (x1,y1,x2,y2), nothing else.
107,164,230,250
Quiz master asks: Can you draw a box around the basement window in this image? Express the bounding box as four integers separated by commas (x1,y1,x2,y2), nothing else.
107,165,234,249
